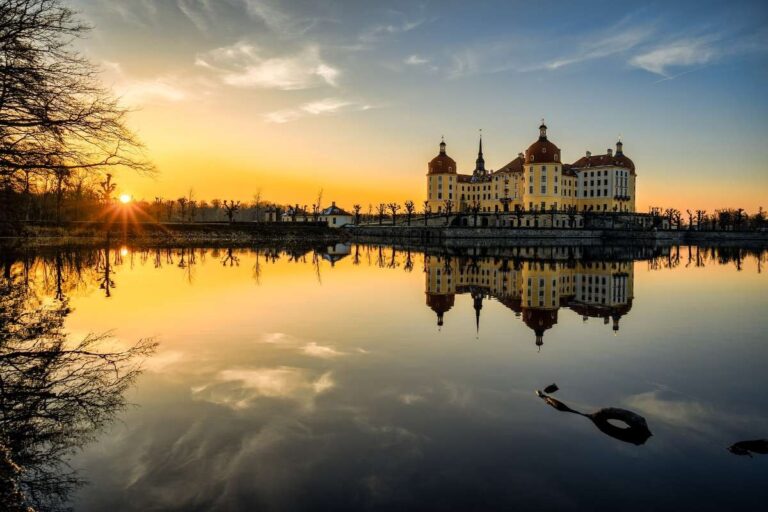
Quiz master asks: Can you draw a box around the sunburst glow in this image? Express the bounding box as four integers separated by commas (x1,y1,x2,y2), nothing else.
119,194,132,204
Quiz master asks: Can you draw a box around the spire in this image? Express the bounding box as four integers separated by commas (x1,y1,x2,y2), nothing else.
474,129,485,174
539,119,547,140
439,136,446,154
479,129,483,157
616,135,624,156
472,291,483,336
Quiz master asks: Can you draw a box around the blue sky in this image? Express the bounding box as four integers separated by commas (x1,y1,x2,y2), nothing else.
72,0,768,210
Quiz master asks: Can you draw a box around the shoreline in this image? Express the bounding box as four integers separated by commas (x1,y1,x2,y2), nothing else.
1,222,766,250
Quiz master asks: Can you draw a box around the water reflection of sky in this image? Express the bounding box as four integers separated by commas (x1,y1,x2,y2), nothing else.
26,245,765,510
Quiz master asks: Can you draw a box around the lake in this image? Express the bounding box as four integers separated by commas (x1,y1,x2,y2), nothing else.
2,242,767,511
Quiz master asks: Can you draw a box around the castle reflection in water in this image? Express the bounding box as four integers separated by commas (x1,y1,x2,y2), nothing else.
4,242,763,355
424,251,633,349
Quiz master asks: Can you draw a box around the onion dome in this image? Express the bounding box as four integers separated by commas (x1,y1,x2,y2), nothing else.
524,120,561,165
522,307,558,350
426,293,455,327
428,137,458,175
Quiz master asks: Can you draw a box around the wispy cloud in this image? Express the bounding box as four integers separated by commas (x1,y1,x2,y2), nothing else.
359,18,424,43
265,97,373,124
193,367,334,410
175,0,215,33
446,39,527,79
301,341,346,359
103,60,189,107
196,42,339,90
629,37,716,76
536,26,655,71
404,54,429,66
240,0,335,36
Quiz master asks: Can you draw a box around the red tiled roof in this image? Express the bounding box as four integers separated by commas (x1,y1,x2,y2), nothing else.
495,155,524,174
571,153,635,173
525,138,561,164
426,293,455,313
522,307,558,335
428,153,458,175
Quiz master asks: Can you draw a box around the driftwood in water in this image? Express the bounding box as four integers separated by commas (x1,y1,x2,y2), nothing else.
536,384,653,446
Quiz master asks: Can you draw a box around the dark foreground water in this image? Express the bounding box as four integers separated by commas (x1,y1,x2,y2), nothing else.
1,243,767,511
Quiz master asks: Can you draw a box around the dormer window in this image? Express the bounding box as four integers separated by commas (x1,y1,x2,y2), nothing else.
542,147,547,153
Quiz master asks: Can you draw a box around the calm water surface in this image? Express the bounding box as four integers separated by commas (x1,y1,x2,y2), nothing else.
3,243,767,511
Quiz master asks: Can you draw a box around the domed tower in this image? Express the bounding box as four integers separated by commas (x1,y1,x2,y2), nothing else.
523,120,562,213
426,293,455,328
427,137,458,213
522,308,558,351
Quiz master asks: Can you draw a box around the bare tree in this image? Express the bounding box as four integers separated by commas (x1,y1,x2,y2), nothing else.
176,197,188,223
376,203,386,225
404,200,415,226
387,202,401,225
222,200,240,224
0,0,154,222
187,189,196,222
0,277,156,510
252,189,262,222
443,199,454,225
352,204,361,225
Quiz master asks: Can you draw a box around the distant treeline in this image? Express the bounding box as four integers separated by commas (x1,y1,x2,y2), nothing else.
655,207,767,232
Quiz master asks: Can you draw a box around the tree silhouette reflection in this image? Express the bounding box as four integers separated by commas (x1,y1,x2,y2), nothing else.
0,280,155,510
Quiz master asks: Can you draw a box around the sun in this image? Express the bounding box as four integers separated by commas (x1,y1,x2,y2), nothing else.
119,193,132,204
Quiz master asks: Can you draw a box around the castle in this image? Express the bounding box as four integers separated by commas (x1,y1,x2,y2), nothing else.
426,121,636,215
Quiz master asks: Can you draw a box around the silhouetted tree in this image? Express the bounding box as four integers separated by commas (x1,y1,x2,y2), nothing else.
404,200,415,226
176,197,188,223
0,278,155,510
376,203,386,225
352,204,362,225
443,199,454,225
387,202,401,225
0,0,154,223
223,200,240,224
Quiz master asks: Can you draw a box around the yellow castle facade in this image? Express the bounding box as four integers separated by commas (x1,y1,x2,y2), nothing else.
426,122,637,215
